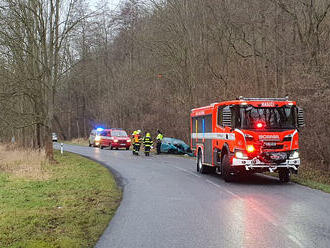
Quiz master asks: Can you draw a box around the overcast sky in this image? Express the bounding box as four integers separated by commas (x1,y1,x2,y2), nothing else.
88,0,123,10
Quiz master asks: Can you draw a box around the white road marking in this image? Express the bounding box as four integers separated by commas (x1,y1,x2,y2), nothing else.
184,170,202,177
205,179,222,188
288,235,303,248
205,179,239,197
172,166,202,177
172,166,187,172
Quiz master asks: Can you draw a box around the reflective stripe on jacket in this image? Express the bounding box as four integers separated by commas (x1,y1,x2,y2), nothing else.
143,137,153,147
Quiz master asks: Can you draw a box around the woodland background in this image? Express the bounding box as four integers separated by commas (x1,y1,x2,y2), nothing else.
0,0,329,169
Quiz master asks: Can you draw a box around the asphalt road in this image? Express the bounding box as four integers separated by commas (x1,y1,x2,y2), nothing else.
55,144,330,248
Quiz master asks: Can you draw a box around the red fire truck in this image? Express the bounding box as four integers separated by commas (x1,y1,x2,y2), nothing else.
190,97,305,183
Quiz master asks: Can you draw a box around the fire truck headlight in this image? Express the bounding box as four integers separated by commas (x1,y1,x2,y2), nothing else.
114,139,118,143
235,150,248,159
289,150,299,159
127,139,131,143
95,136,101,141
247,145,255,153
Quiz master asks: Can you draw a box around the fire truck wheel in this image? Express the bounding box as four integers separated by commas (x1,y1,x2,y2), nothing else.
100,145,104,149
222,154,233,182
197,150,207,174
279,168,290,183
126,147,130,150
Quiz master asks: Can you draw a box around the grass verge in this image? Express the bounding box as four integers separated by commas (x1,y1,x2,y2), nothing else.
0,147,122,248
291,167,330,193
60,138,89,147
267,166,330,193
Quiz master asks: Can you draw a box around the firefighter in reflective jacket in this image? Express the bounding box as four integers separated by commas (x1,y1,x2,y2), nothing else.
131,131,137,155
143,133,153,156
132,130,142,155
156,130,163,155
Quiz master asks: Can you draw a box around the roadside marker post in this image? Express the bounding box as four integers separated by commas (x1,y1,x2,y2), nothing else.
61,143,64,155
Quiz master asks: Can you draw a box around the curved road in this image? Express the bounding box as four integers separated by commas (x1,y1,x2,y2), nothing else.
56,144,330,248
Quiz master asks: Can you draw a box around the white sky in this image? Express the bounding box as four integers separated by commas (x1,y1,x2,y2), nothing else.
88,0,123,10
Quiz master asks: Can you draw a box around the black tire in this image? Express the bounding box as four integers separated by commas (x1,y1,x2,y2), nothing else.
197,150,207,174
126,147,130,150
100,145,104,149
110,145,113,150
208,166,216,174
222,154,233,182
279,168,290,183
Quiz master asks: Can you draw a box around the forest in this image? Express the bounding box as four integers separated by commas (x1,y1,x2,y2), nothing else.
0,0,329,170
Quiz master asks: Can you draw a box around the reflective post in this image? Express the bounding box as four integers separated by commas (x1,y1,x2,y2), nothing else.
60,143,64,155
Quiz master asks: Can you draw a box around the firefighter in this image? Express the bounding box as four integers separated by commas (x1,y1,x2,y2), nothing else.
143,132,153,156
133,130,142,155
156,130,163,155
131,130,138,155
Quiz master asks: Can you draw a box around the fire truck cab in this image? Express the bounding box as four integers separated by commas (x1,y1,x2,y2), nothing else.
190,97,305,183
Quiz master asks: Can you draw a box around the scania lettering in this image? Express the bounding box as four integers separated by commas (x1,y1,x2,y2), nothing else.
190,97,305,183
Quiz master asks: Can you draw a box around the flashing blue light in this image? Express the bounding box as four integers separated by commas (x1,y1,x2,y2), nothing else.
96,127,104,131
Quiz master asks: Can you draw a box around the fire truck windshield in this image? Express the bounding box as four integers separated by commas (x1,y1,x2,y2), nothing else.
236,106,296,130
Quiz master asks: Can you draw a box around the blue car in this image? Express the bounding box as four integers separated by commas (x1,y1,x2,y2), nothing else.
160,137,193,155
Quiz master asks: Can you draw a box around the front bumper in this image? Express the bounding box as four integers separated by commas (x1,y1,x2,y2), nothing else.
232,158,300,172
111,142,131,148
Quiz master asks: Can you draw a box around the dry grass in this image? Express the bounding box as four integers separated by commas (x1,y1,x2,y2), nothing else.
62,138,88,146
0,144,49,180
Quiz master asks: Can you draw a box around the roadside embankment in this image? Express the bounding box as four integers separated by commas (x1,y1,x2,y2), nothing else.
0,145,122,247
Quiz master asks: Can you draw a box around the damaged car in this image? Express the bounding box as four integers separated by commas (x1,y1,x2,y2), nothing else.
160,137,193,155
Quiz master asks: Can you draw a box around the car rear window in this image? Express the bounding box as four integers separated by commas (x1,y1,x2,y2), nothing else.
111,130,127,137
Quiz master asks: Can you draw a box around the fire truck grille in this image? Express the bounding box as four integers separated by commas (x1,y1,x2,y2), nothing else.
263,145,284,149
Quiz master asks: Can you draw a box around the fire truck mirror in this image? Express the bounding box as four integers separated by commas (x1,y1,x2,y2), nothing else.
222,106,232,127
297,107,305,128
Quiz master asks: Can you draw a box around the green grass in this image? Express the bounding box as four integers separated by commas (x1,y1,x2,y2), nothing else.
290,167,330,193
0,150,122,248
266,167,330,193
